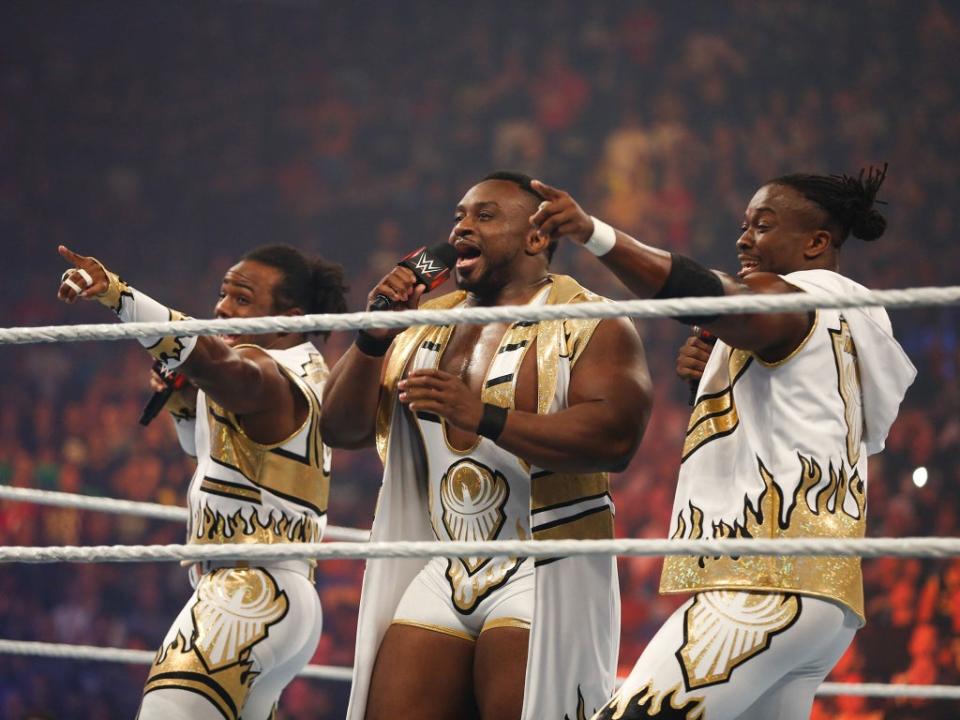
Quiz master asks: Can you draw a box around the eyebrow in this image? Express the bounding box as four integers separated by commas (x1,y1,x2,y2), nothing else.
745,206,778,219
456,200,501,211
222,277,255,292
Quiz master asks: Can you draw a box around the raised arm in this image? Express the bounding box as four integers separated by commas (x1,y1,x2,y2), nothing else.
528,181,813,363
398,316,651,474
57,245,303,442
320,265,426,449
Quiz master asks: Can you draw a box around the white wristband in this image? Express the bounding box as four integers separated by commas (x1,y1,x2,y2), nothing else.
584,216,617,257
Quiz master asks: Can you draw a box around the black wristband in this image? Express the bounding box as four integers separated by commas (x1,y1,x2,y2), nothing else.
654,253,723,325
477,403,508,441
355,330,392,357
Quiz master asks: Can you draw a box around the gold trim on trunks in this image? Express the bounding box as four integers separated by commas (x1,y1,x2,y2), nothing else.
480,617,531,633
390,619,475,643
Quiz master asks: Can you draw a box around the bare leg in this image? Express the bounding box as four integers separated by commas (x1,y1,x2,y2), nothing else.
365,623,479,720
474,626,529,720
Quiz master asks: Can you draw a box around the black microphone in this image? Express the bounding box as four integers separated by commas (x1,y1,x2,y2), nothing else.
370,243,459,311
687,327,717,406
139,362,188,426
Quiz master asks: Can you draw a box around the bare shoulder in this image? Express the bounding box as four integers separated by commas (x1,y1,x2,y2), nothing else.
578,315,645,367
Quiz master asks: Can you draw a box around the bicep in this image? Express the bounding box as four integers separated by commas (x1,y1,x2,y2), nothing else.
185,342,291,415
567,317,653,428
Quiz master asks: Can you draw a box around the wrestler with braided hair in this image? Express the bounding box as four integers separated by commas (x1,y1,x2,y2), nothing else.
531,166,915,720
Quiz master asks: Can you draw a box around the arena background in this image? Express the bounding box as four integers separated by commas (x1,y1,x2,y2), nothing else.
1,1,958,718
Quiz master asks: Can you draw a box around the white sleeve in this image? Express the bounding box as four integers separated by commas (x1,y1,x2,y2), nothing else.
171,415,197,457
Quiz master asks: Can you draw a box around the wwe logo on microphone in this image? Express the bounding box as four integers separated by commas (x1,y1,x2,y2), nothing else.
410,251,445,279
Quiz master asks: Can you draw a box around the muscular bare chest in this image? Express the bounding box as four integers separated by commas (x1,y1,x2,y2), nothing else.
434,322,538,447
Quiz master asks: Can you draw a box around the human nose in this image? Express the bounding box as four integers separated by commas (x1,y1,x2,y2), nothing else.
736,229,753,251
453,214,475,238
214,296,232,318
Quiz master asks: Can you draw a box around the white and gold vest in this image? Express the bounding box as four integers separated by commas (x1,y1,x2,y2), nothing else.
186,342,331,558
382,276,616,612
660,270,915,623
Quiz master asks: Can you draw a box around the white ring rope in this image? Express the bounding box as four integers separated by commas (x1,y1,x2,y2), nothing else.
0,484,371,542
0,639,955,700
0,639,353,682
3,537,960,564
2,285,958,345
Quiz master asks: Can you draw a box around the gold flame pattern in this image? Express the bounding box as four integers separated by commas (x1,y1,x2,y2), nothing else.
662,453,866,621
191,505,321,546
594,681,705,720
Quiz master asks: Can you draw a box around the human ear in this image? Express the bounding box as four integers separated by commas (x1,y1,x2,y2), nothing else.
525,226,550,256
804,230,833,259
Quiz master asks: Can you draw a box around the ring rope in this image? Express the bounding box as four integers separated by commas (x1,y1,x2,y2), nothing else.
0,639,353,682
3,537,960,564
3,285,958,346
0,639,956,699
0,484,371,542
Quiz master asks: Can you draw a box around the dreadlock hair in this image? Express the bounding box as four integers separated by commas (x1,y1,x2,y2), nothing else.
770,163,889,245
482,170,559,261
241,244,348,340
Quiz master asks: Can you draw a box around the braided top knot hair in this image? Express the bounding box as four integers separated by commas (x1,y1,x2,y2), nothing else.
770,163,889,245
241,244,348,340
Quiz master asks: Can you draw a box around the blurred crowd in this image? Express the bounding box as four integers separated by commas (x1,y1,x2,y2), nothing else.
1,1,958,717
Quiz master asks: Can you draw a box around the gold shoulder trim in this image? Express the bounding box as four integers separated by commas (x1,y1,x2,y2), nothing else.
535,275,608,413
375,291,468,461
753,311,820,368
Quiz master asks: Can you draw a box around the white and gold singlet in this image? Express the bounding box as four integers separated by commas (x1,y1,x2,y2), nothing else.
594,270,915,720
392,294,545,639
139,341,331,720
660,270,914,622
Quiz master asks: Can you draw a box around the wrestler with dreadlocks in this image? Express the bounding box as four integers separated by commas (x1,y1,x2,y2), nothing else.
530,166,916,720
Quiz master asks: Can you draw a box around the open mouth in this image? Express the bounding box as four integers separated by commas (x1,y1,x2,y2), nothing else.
455,241,482,270
738,257,760,278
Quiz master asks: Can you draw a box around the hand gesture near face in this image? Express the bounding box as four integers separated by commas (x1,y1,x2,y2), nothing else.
398,369,485,433
57,245,110,303
365,267,426,341
527,180,595,245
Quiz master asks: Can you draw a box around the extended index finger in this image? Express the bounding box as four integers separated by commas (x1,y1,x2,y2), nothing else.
58,245,87,266
531,179,563,200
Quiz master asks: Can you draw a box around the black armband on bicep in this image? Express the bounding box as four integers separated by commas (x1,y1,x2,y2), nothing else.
653,253,724,324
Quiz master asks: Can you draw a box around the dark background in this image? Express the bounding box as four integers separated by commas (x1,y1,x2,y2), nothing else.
1,1,958,717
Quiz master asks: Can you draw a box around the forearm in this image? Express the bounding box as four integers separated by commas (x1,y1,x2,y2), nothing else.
495,402,640,474
594,229,674,298
96,272,199,369
320,344,386,448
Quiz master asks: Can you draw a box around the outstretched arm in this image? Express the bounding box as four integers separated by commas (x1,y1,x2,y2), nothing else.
528,181,813,362
57,246,303,442
398,316,652,474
